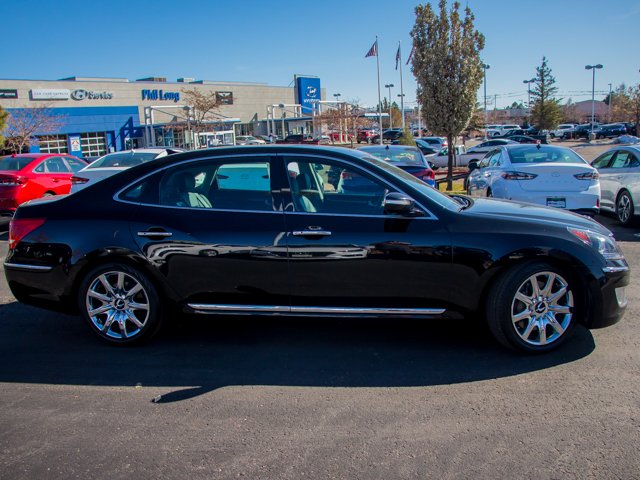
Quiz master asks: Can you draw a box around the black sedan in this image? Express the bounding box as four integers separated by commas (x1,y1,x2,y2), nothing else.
4,146,629,353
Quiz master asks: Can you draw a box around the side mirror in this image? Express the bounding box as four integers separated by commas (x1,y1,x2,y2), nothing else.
383,192,416,215
468,161,479,172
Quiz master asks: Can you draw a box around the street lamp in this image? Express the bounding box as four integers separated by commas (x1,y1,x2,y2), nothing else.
397,93,406,129
384,83,394,128
482,64,490,128
585,64,603,140
333,93,342,142
522,78,535,126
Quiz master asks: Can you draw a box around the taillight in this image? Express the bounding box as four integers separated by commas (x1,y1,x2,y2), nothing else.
0,176,25,187
414,168,435,180
501,171,538,180
71,176,90,184
8,218,45,249
574,171,599,180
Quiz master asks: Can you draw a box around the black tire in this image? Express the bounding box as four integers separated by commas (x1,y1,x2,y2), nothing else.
486,189,492,198
486,261,579,353
616,190,636,227
78,263,163,345
367,138,372,144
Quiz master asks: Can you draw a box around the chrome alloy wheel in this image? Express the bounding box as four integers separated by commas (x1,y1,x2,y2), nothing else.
85,271,150,340
617,193,632,224
510,271,573,346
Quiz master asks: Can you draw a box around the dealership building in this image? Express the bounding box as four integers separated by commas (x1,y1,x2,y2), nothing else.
0,75,324,157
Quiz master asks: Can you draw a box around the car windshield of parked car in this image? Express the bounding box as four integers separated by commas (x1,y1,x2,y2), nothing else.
508,146,586,164
0,156,36,170
360,147,424,165
88,152,159,168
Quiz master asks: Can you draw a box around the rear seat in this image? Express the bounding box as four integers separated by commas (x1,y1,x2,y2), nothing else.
207,189,273,211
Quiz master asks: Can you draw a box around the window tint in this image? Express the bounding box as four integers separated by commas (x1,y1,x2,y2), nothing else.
591,151,615,169
285,159,389,215
488,151,502,167
121,159,276,212
0,156,36,171
508,147,586,164
611,152,633,169
36,157,69,173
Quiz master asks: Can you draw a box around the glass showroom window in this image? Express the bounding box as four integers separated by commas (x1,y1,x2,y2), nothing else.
38,135,68,154
81,132,107,157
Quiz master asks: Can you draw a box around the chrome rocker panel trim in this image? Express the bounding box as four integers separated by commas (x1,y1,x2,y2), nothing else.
4,262,54,272
187,304,446,316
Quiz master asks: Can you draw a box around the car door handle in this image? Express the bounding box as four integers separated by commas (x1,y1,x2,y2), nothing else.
292,230,332,237
137,230,173,238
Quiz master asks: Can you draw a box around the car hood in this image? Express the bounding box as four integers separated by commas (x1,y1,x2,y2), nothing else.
463,197,611,234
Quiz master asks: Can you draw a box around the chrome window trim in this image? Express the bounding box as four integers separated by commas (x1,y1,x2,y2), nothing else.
4,262,54,272
188,303,446,316
112,151,439,220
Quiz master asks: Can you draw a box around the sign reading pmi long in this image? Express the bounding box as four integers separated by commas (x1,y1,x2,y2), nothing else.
141,89,180,103
295,76,321,114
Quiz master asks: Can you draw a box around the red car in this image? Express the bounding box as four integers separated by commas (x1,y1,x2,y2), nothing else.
356,128,379,144
0,153,88,214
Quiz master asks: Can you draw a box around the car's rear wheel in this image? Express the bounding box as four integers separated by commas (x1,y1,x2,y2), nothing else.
486,262,578,353
78,263,163,344
616,190,635,226
486,189,493,198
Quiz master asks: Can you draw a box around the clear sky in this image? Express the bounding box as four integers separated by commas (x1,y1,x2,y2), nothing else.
2,0,638,109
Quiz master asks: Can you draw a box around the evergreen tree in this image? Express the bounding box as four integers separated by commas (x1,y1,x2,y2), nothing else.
530,57,563,130
411,0,485,190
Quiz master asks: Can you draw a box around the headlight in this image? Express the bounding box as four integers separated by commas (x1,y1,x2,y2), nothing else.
567,227,628,272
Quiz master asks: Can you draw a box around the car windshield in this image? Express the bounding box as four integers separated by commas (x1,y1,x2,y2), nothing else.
88,152,159,168
0,156,36,170
359,147,424,165
508,146,587,164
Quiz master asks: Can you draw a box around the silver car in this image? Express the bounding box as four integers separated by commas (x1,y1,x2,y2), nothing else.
591,145,640,225
71,148,183,192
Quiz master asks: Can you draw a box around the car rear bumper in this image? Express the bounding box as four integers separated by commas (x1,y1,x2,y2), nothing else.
501,184,600,213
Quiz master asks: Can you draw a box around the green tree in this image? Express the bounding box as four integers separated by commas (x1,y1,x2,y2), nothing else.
397,126,417,146
530,57,563,130
410,0,485,190
0,106,7,147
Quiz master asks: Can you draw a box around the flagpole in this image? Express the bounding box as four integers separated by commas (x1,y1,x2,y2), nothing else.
398,41,405,129
375,36,383,145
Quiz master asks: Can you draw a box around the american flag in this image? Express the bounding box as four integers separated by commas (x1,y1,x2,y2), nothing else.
395,44,401,70
365,40,378,58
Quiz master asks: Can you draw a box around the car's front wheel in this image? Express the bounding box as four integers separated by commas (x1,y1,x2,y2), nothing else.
486,262,578,353
616,190,635,226
78,263,163,344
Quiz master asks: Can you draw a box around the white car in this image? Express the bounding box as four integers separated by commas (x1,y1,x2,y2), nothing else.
591,145,640,225
71,148,183,192
235,135,266,145
550,124,577,139
466,144,600,216
416,136,448,149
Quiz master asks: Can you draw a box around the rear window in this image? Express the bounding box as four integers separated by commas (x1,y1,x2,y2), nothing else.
508,147,586,164
216,163,270,191
89,152,159,168
360,147,424,166
0,156,36,170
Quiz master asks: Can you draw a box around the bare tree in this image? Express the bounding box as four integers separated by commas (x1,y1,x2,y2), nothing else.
4,104,64,153
315,101,371,146
411,0,485,190
181,88,223,142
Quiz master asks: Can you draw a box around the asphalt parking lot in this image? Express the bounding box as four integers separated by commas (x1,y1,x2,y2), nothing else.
0,213,639,479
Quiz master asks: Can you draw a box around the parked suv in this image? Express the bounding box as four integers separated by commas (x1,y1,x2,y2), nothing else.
550,124,577,139
594,124,627,139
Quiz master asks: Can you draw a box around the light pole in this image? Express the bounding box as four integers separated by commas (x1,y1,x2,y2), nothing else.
333,93,341,142
522,78,535,126
384,83,394,128
608,83,612,122
585,64,603,140
397,93,405,129
482,64,490,129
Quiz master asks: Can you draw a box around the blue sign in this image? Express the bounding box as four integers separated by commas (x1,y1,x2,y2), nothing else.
295,77,321,114
141,89,180,103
